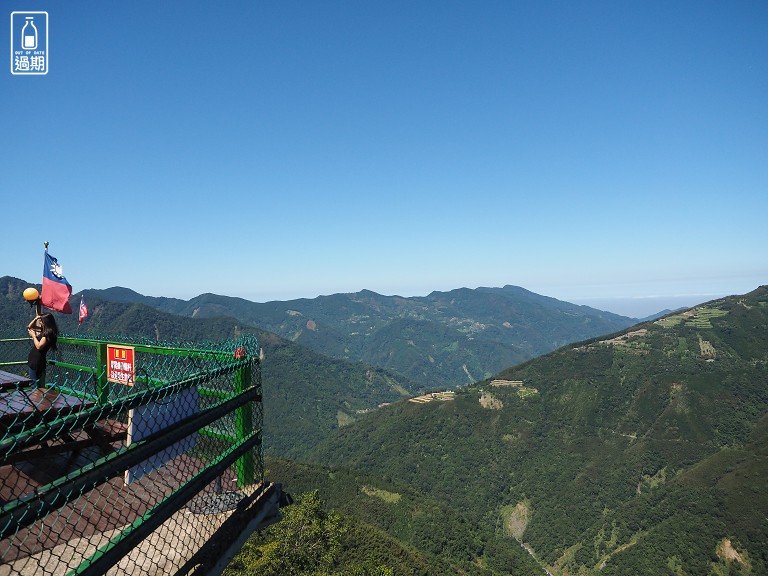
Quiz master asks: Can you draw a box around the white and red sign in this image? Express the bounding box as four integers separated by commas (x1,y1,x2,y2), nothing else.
107,344,135,385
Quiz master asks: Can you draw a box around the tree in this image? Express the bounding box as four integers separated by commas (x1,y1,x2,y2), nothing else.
228,490,345,576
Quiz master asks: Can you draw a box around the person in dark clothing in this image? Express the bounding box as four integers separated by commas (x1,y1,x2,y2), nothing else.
27,313,59,384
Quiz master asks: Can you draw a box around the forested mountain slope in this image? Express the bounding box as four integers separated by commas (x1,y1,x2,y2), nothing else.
0,276,417,457
307,287,768,575
224,457,544,575
86,284,637,390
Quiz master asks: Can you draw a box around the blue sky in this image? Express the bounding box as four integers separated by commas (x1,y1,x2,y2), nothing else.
2,1,767,317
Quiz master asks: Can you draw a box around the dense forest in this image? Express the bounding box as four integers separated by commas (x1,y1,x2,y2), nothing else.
305,287,768,574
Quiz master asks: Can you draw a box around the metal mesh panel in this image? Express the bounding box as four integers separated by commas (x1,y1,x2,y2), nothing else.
0,333,267,576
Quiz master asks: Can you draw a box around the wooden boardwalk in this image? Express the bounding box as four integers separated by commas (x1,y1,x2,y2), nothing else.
0,440,241,569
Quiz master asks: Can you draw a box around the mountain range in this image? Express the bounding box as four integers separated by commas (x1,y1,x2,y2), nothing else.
2,276,638,456
82,283,637,390
0,276,416,457
305,286,768,575
4,274,765,574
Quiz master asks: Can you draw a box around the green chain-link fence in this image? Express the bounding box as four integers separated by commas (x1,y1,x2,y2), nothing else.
0,333,280,576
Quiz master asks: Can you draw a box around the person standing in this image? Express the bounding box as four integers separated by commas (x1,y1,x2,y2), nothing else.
27,313,59,385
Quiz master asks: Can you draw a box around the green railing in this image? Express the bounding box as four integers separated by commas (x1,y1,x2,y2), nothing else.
0,333,268,576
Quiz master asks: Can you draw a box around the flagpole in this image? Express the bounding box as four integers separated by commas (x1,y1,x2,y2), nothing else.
36,241,47,317
78,292,88,328
34,241,48,325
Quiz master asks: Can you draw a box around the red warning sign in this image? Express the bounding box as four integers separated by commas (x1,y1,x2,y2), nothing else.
107,344,135,385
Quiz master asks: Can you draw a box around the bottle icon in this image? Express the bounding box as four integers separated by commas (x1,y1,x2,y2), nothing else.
21,17,38,50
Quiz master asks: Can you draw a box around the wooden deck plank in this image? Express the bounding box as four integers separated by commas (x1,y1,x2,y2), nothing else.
0,388,95,426
1,449,240,564
0,370,32,392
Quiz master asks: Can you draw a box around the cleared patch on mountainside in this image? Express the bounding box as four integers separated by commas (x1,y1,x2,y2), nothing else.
715,538,748,567
517,386,539,399
337,410,355,427
489,379,538,398
409,391,455,404
479,391,503,410
637,467,667,494
669,383,691,414
699,335,716,358
361,485,401,504
501,501,531,540
656,306,728,329
573,329,649,353
491,379,524,387
447,317,488,335
600,328,648,346
390,382,412,396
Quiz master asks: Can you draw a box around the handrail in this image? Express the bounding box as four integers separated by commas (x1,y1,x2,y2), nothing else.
0,360,250,459
0,384,261,540
0,332,266,576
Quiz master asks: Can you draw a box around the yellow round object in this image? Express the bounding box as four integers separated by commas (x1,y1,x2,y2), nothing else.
23,287,39,301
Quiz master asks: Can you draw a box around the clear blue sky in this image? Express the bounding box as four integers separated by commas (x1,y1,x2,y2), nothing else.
3,1,767,317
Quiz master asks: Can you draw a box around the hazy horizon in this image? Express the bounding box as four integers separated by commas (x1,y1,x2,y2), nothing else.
3,271,742,320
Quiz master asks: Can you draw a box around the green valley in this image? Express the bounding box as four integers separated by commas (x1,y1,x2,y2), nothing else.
2,275,766,575
305,287,768,575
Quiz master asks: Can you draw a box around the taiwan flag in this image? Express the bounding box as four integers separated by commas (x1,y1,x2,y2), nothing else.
41,251,73,314
79,294,89,324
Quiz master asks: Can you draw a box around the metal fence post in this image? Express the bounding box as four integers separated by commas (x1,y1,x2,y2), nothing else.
96,341,109,404
233,361,255,488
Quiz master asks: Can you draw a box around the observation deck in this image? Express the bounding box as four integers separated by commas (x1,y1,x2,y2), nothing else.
0,334,286,576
